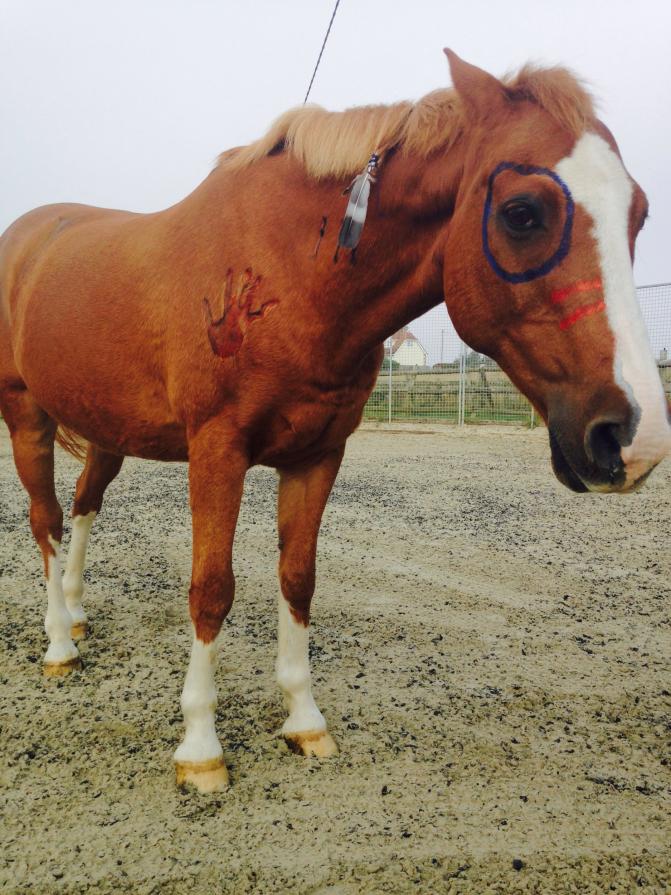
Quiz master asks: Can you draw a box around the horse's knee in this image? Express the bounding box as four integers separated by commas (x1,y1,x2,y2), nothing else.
188,570,234,643
72,485,104,518
29,502,63,566
72,450,123,517
72,496,104,519
279,562,315,626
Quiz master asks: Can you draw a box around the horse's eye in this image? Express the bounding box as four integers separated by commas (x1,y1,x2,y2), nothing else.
500,198,542,235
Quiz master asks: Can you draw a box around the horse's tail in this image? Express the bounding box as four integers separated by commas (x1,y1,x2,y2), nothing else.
55,425,88,462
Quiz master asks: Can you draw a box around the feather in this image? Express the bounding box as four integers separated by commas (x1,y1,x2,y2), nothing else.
337,171,372,250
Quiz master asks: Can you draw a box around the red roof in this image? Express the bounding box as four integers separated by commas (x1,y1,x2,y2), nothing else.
390,326,421,354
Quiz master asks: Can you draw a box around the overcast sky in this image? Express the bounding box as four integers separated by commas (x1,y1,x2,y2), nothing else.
2,0,669,361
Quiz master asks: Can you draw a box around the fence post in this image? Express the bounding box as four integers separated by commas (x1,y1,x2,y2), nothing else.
387,337,393,424
530,404,535,429
458,342,466,426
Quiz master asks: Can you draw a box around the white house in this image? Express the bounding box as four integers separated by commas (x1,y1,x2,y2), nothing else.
390,327,428,367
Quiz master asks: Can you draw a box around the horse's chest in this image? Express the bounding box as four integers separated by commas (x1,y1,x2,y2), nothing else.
252,389,367,466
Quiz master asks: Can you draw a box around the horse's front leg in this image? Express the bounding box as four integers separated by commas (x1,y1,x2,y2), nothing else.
276,445,345,758
173,421,247,793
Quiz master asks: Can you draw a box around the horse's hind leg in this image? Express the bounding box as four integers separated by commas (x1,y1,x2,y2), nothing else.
63,445,123,639
275,445,344,758
0,384,79,675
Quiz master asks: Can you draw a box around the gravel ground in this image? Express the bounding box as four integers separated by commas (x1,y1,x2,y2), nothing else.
1,420,670,895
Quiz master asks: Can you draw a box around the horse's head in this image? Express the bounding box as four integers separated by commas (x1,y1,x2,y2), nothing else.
442,51,670,493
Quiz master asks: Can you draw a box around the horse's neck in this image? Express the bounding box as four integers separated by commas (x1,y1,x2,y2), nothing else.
177,148,461,369
318,147,463,361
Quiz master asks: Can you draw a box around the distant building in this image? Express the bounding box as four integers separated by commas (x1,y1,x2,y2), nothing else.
390,327,428,367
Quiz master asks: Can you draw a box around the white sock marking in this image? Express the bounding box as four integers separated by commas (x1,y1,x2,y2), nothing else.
556,133,671,486
174,632,223,765
276,595,326,735
44,537,79,665
62,511,96,625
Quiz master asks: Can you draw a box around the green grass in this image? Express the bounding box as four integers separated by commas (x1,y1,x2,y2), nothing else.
363,384,535,426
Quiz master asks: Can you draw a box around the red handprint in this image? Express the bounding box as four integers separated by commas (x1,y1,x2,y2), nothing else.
204,268,278,359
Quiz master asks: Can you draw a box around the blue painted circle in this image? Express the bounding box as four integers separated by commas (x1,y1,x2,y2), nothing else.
481,162,574,284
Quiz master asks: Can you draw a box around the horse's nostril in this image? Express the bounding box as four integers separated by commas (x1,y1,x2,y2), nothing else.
584,418,624,479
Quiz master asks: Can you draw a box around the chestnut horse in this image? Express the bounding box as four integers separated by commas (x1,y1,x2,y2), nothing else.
1,51,669,793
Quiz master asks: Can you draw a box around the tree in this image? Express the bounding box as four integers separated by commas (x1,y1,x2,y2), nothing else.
380,356,400,371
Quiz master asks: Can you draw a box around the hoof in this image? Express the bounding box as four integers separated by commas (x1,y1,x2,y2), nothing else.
70,621,89,641
43,655,82,677
284,730,338,758
175,757,229,793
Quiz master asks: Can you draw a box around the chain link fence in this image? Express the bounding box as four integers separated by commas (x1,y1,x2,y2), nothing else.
364,282,671,426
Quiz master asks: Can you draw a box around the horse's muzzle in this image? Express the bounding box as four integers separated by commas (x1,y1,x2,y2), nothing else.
546,379,671,493
549,413,633,494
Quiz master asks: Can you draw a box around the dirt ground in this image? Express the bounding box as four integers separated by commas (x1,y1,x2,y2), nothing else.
1,421,670,894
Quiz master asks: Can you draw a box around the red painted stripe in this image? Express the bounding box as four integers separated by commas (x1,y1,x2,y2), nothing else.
551,278,602,304
559,300,606,330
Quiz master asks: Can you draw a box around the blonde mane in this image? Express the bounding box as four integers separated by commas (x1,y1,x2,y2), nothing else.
220,65,596,181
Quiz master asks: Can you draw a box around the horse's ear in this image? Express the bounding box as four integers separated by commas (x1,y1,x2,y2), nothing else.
443,49,506,120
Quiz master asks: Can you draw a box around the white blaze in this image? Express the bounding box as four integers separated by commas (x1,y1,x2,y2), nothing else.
556,132,671,487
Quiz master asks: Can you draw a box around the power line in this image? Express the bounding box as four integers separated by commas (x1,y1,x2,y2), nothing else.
303,0,342,104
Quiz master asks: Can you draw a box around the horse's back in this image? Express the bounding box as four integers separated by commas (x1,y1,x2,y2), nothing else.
0,202,188,458
1,205,81,386
1,203,134,343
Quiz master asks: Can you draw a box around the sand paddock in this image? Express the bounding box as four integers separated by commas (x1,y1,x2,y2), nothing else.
1,422,670,894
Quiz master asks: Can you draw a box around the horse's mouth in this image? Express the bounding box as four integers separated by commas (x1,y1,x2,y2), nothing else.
548,429,589,493
548,427,646,494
